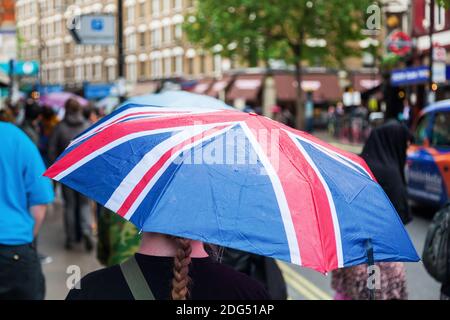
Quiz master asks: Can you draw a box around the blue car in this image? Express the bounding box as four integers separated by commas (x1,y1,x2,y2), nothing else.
406,99,450,208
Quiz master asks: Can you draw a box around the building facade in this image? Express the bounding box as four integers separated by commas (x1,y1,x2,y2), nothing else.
15,0,227,97
123,0,226,95
16,0,118,96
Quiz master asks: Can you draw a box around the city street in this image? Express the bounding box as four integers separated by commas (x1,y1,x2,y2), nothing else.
38,133,441,300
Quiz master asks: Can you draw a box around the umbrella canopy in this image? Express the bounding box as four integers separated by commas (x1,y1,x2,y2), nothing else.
40,92,89,111
126,90,233,110
44,106,419,273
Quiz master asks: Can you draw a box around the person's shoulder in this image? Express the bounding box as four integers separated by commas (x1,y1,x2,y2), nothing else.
66,265,130,300
197,260,271,300
0,121,24,136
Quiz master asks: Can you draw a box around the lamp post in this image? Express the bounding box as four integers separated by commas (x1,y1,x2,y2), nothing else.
117,0,125,102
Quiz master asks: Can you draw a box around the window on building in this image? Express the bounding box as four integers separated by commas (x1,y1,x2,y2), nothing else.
163,25,171,44
65,66,73,80
152,0,160,16
174,23,182,40
164,57,171,77
85,64,92,79
151,28,161,47
163,0,170,14
139,2,145,18
200,54,205,74
127,6,135,22
94,63,102,80
139,61,146,78
139,32,146,48
127,62,137,81
174,0,182,10
107,65,116,82
75,65,84,81
127,34,136,51
213,54,222,74
175,55,183,75
187,57,194,75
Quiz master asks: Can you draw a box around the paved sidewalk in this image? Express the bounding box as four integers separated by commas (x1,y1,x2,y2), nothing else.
39,199,101,300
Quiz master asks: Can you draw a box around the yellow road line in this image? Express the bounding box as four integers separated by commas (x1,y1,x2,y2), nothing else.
278,261,332,300
283,271,320,300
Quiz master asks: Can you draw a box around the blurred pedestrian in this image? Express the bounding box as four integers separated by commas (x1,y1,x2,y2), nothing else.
48,98,93,251
20,101,42,146
0,121,54,299
361,119,412,225
39,106,59,166
66,232,270,300
331,119,412,300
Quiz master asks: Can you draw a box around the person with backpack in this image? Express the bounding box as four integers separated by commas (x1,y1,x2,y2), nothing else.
66,232,270,300
422,203,450,300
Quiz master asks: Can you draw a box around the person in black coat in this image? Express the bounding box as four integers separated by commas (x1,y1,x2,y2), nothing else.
361,119,413,225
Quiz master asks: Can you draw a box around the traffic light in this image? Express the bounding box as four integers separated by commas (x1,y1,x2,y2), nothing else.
431,82,438,92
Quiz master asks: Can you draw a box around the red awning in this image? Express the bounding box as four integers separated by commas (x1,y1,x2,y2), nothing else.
226,74,263,101
274,73,342,103
191,79,214,95
207,76,233,97
352,73,381,92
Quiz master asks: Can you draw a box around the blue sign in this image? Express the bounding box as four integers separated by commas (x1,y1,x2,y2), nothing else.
91,19,104,31
83,82,114,100
0,60,39,76
391,66,430,86
69,14,115,45
39,84,64,95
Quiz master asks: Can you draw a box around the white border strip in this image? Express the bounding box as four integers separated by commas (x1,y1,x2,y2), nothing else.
288,131,344,268
122,124,236,220
241,123,302,265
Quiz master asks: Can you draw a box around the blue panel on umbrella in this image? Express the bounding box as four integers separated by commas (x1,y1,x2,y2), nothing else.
60,131,177,205
297,138,419,266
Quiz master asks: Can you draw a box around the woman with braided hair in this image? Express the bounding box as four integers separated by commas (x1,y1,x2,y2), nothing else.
66,232,270,300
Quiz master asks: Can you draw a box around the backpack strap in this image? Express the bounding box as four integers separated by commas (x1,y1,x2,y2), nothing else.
120,255,155,300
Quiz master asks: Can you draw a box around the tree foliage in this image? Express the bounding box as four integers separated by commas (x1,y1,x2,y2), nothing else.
184,0,373,68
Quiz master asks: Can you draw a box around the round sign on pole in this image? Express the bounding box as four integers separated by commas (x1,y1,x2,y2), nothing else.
386,31,412,57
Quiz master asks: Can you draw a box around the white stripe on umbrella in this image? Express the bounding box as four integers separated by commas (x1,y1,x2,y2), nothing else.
292,132,372,180
122,124,237,220
288,131,344,268
240,122,302,266
70,107,224,148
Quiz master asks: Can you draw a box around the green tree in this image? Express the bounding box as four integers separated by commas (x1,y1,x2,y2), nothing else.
185,0,373,128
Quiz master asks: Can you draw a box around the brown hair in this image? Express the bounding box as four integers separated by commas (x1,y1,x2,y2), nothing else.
171,237,192,300
65,98,81,114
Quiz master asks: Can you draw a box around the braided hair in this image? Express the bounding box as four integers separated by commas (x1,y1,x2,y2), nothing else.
171,237,192,300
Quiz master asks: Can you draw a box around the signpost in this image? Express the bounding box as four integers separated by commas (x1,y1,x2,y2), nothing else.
69,14,116,45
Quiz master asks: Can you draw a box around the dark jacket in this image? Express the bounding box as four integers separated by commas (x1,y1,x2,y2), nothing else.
361,120,412,224
48,111,90,163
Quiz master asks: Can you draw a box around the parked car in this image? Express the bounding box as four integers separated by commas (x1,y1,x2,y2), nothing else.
406,99,450,208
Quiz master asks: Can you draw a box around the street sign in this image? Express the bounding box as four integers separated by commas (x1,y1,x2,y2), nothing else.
386,31,413,57
432,62,447,83
0,60,39,76
391,66,430,86
69,14,116,45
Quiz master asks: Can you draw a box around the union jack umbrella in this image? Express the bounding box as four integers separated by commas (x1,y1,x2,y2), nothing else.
44,104,419,273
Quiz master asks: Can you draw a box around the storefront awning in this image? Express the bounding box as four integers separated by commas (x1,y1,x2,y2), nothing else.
191,79,214,95
207,76,233,97
129,81,160,97
274,73,342,103
352,73,381,92
226,74,263,101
